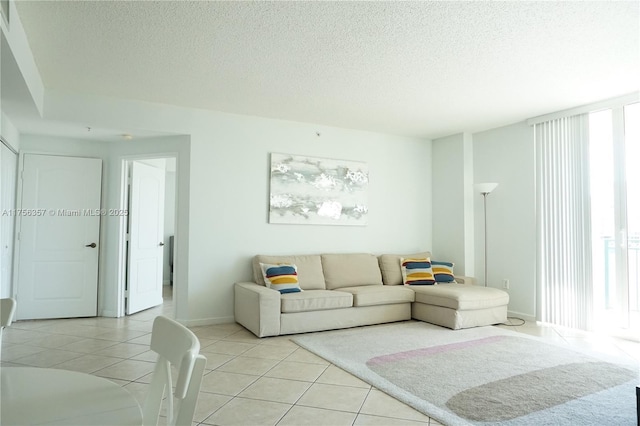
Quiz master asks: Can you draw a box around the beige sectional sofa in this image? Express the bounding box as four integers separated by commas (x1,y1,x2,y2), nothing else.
234,252,509,337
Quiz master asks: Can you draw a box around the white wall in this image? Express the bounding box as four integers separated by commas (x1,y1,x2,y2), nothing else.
186,115,432,325
163,170,176,285
1,112,19,151
0,140,18,298
432,123,536,319
472,121,536,319
431,132,475,275
0,1,44,115
1,16,29,301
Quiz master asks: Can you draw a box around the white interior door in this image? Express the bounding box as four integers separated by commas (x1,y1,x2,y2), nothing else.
1,142,18,298
16,154,102,320
127,161,165,314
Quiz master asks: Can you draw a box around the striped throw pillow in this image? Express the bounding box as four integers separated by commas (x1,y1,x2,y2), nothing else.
432,261,455,283
259,263,303,294
400,258,436,285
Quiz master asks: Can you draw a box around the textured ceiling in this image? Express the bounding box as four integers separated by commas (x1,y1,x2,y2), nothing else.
12,0,640,139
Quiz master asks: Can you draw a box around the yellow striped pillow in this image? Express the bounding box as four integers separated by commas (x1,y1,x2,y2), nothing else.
432,261,455,283
400,257,436,285
259,263,303,294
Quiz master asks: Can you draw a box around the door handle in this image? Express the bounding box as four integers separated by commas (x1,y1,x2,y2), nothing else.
159,242,165,247
85,243,97,248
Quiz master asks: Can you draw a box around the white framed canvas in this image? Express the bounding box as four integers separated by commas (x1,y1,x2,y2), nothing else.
269,153,369,226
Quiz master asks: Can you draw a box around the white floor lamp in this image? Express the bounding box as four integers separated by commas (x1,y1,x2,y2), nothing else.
475,183,498,287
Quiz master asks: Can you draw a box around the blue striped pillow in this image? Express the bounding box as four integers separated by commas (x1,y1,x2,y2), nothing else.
432,261,455,283
400,258,436,285
259,263,303,294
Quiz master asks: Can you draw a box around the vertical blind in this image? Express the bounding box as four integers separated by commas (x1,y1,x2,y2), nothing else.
535,114,594,330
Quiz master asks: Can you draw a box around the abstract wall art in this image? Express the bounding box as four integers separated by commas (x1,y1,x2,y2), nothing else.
269,153,369,226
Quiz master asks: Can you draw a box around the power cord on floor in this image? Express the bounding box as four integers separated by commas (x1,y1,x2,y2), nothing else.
499,317,526,326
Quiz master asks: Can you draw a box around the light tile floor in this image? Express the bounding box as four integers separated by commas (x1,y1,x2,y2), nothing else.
2,295,639,426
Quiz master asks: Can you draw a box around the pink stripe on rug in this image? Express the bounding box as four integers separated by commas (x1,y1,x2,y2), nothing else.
367,335,506,366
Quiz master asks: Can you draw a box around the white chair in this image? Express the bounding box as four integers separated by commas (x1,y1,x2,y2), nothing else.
1,298,17,360
142,315,207,426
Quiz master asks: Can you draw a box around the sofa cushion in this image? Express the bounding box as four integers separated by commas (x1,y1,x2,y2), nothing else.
321,253,383,290
412,284,509,310
280,290,353,313
401,257,436,285
259,263,302,294
378,252,431,285
253,255,325,290
431,260,456,283
339,285,415,307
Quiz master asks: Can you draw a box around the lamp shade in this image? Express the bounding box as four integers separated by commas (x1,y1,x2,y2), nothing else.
475,182,498,194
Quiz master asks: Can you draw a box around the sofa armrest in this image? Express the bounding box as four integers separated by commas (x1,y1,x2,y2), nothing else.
234,282,281,337
454,276,477,285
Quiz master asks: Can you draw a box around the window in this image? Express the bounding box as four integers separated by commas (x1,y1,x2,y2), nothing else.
589,103,639,338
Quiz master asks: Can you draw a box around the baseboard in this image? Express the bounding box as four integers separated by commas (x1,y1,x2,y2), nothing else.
100,309,119,318
507,310,536,322
182,316,236,327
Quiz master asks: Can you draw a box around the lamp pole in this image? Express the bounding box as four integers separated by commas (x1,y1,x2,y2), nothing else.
475,183,498,287
481,191,489,287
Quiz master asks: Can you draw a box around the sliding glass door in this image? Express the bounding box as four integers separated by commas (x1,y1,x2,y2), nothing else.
589,102,639,339
623,103,639,335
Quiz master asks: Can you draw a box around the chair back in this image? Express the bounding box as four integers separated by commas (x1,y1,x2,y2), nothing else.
1,298,16,328
1,298,17,360
142,316,206,426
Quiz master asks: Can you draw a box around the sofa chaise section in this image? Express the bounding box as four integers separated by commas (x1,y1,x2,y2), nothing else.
411,284,509,330
378,253,509,330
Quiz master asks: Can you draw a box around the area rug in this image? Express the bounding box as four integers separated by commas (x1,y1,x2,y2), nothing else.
291,321,639,425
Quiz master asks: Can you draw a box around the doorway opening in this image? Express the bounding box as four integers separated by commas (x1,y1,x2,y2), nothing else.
118,156,177,317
